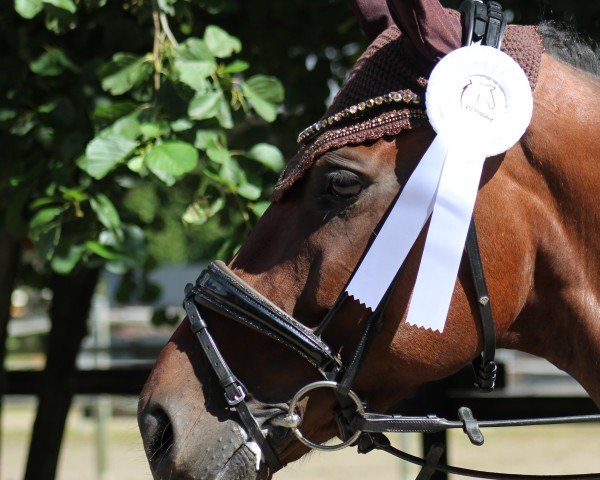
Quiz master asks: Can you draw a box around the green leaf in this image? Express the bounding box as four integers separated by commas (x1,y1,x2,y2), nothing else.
206,147,230,164
216,95,233,129
0,109,17,122
245,75,284,103
224,60,249,74
127,155,145,173
242,75,284,122
182,197,225,225
15,0,43,18
30,197,60,209
171,118,194,132
59,186,88,202
146,141,199,185
194,129,220,149
90,194,121,232
99,53,151,95
93,225,146,272
203,25,241,58
29,207,62,241
110,115,141,140
85,240,126,261
30,48,78,76
237,182,261,200
247,143,284,172
250,201,270,218
140,122,167,140
93,100,138,122
188,91,222,120
177,38,215,62
50,244,84,274
42,0,77,13
80,135,138,179
175,59,217,91
218,157,242,187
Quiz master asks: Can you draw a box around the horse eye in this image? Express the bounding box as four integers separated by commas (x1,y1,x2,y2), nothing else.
327,171,363,198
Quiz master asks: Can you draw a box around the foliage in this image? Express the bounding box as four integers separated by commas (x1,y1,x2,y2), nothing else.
1,0,597,279
0,0,285,278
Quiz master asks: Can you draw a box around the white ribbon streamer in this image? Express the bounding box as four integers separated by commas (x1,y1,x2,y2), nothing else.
346,135,447,309
405,143,486,331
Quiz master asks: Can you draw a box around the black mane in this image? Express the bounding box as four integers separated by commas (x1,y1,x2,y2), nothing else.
538,21,600,77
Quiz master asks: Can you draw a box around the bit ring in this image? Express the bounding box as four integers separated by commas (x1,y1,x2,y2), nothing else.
286,380,364,451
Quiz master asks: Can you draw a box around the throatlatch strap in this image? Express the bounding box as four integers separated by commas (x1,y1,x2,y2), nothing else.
466,219,497,391
183,286,283,473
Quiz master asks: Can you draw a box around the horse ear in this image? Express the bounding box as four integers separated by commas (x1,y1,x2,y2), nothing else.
348,0,395,41
386,0,461,62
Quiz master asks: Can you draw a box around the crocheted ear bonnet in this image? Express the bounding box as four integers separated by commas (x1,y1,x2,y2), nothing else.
271,2,543,201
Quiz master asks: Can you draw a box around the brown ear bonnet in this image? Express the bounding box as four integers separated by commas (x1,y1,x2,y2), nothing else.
272,0,543,201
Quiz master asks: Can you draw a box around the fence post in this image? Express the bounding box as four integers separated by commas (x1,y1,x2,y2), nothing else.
414,380,453,480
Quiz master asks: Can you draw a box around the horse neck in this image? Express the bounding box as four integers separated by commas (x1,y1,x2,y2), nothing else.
507,55,600,403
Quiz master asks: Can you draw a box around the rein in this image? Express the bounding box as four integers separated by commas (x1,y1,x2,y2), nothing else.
181,1,600,478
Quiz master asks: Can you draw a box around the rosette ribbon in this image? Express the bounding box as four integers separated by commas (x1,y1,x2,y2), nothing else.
346,45,533,332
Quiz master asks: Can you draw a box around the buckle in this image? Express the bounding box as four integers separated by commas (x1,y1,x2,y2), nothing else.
225,383,247,406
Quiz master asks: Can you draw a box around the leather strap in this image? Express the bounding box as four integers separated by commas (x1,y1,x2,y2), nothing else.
484,1,507,49
459,0,507,48
194,261,337,369
466,219,498,391
416,444,446,480
183,286,283,473
373,436,600,480
334,292,389,442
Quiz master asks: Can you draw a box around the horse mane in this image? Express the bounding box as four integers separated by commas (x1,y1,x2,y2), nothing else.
539,21,600,77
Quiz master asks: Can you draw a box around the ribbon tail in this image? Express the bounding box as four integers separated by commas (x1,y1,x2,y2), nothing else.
346,135,448,310
405,145,486,332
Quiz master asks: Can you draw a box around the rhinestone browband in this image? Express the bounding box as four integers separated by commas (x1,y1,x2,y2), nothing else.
297,89,422,144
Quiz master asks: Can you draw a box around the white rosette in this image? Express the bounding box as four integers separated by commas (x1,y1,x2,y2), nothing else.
426,45,533,156
346,45,533,332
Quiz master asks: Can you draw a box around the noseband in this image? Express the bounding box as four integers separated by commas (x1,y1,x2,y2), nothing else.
182,2,600,478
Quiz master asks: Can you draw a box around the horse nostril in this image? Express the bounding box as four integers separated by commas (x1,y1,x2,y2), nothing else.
140,405,175,466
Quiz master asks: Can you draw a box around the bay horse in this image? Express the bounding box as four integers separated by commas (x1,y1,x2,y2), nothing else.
138,0,600,478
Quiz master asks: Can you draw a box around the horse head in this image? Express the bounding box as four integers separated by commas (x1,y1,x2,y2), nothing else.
138,0,600,478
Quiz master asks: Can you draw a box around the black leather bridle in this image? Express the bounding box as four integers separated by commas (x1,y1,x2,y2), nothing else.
181,2,600,478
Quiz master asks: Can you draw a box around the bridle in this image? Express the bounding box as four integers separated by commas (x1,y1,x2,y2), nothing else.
182,1,600,479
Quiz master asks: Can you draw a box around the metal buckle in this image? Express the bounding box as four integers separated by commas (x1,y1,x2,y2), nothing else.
225,383,247,406
276,380,365,452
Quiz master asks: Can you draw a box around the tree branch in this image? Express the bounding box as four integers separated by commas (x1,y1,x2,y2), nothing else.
160,12,179,48
151,0,162,91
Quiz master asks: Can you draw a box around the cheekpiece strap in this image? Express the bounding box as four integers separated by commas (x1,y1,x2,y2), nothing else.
183,286,283,473
466,219,498,392
460,0,507,49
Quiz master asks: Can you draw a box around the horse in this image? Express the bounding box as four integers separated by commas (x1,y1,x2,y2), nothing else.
138,0,600,478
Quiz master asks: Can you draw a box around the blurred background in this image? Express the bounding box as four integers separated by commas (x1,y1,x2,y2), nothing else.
1,1,599,479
